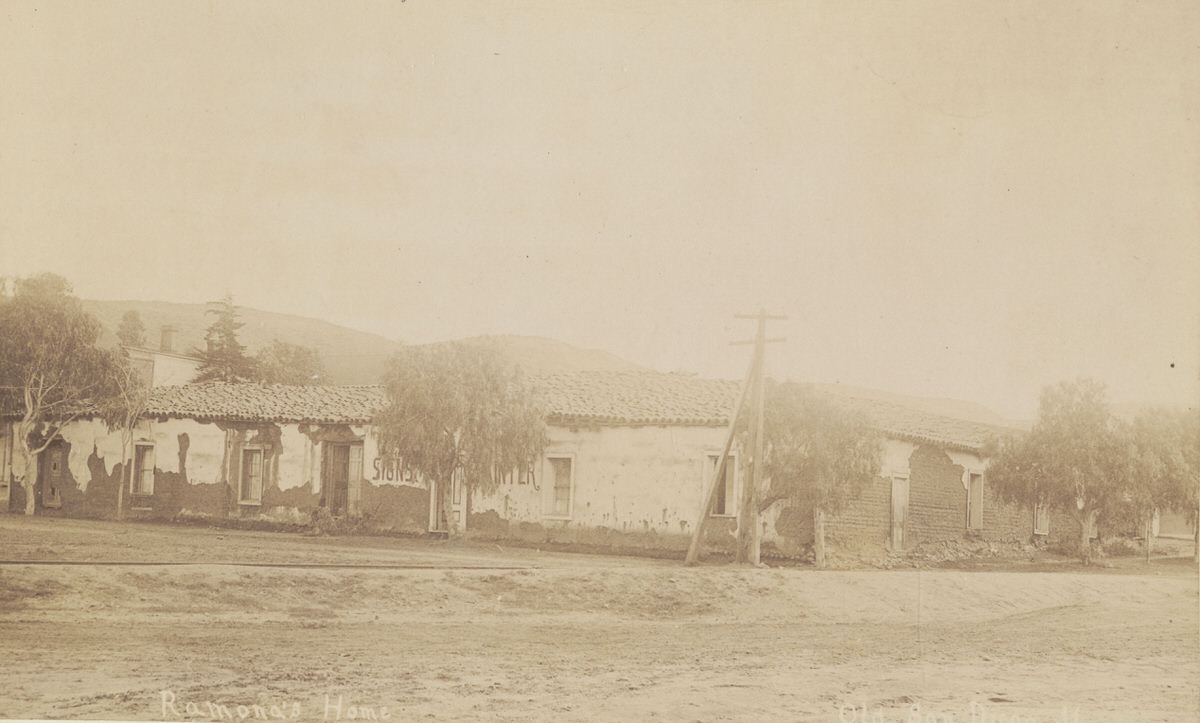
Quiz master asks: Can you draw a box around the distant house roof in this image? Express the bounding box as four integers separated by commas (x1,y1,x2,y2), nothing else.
124,345,203,362
144,383,385,424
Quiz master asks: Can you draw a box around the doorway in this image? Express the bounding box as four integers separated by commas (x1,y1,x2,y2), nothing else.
890,475,909,549
429,475,464,532
39,441,66,509
323,443,350,515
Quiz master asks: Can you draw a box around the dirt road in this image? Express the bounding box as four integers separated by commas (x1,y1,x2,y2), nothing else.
0,517,1196,722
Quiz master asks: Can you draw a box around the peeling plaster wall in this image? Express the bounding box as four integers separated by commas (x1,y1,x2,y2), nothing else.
58,419,118,493
356,425,377,463
4,421,40,511
260,423,429,532
470,424,738,551
945,448,1034,541
882,440,919,477
8,425,29,483
4,413,1033,552
357,426,429,532
276,425,311,491
759,441,1033,555
468,427,1033,557
0,416,438,527
946,450,984,490
0,416,427,525
151,418,225,483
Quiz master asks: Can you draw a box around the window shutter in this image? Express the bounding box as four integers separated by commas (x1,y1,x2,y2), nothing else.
968,474,984,530
347,444,363,514
134,444,156,495
146,445,156,494
318,442,329,498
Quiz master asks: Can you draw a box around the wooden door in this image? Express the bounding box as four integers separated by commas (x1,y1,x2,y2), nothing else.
327,444,349,515
431,479,447,532
40,442,65,509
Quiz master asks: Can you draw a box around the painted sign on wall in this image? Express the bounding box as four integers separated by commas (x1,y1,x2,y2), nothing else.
372,456,416,483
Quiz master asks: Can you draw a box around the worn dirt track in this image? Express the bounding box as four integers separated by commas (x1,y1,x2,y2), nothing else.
0,517,1196,722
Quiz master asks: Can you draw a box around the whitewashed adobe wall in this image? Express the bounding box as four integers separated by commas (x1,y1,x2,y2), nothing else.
471,424,738,539
2,417,429,528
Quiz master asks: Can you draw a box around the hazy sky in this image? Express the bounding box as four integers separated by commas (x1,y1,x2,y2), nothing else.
2,1,1197,420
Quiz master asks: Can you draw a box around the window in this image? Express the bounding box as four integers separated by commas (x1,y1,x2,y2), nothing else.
132,444,155,496
1034,503,1050,536
705,453,738,517
544,456,573,518
967,473,984,531
240,448,264,505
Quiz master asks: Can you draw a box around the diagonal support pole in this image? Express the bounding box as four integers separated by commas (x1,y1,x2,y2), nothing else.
685,309,786,566
684,355,755,566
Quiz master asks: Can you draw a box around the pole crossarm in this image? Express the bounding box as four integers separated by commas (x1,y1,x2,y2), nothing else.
734,313,788,321
730,337,786,346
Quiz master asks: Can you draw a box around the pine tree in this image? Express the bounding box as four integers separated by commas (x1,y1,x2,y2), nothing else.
116,309,146,347
191,295,258,383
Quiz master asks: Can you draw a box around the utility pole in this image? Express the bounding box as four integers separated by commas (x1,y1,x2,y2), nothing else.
684,309,784,566
732,310,785,565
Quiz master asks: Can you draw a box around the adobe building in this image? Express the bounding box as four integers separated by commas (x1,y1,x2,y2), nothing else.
1,372,1043,558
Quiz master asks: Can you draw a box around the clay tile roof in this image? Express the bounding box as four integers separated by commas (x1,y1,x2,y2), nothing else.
145,383,387,424
530,371,741,427
529,371,1008,451
135,373,739,428
78,374,1008,453
824,395,1011,453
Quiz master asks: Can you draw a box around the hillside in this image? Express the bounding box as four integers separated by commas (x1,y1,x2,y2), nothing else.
424,335,647,375
83,300,645,383
84,299,403,385
83,300,1019,427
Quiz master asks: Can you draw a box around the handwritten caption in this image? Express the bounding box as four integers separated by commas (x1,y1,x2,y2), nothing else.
161,691,390,721
838,700,1083,723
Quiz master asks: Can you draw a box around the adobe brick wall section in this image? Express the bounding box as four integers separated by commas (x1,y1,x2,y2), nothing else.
980,482,1035,542
906,444,968,544
826,475,891,546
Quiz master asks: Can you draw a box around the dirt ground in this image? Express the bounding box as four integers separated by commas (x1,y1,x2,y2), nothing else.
0,517,1196,722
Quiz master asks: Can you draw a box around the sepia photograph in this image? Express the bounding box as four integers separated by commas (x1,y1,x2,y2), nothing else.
1,2,1197,721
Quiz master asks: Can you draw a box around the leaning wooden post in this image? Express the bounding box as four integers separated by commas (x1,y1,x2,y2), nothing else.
1145,515,1153,563
813,508,826,568
684,359,754,566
